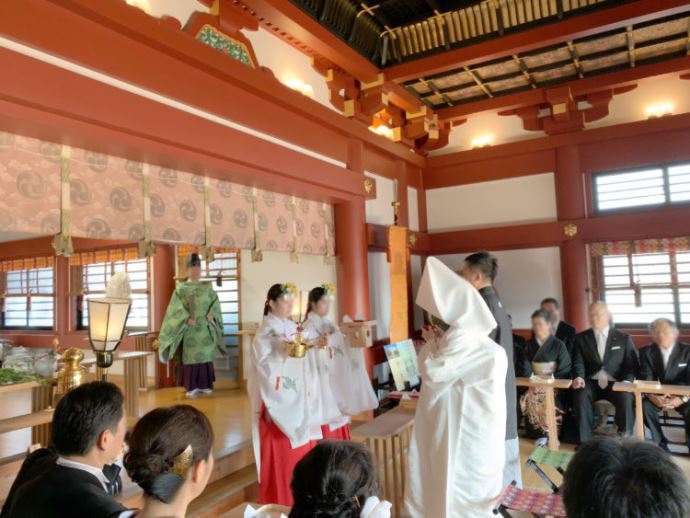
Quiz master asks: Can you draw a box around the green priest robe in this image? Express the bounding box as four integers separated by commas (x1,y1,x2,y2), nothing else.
158,281,224,365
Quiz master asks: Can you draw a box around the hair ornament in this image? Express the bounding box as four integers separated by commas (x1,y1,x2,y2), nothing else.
280,283,298,299
321,283,336,296
168,444,193,478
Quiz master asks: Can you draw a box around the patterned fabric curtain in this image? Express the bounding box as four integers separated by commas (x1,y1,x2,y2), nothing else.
294,198,328,255
0,256,55,273
590,237,690,257
0,133,61,237
208,180,255,250
69,148,145,240
68,246,140,266
150,168,205,246
254,189,294,253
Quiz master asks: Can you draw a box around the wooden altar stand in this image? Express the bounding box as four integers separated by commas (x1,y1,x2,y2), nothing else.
515,377,572,451
613,381,690,439
0,381,54,449
351,406,415,518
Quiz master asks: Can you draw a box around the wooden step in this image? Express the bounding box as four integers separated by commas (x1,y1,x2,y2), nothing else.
189,464,258,518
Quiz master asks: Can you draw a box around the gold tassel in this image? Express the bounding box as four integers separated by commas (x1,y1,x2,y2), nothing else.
53,145,73,257
290,198,299,264
251,192,263,263
139,163,155,258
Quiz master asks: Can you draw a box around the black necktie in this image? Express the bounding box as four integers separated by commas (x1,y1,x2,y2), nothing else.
103,463,123,496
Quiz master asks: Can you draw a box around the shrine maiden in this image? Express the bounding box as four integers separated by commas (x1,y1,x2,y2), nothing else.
303,284,379,433
404,257,506,518
248,283,337,506
158,253,224,398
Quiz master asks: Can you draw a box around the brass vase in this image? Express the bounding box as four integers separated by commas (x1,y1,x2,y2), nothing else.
57,348,87,395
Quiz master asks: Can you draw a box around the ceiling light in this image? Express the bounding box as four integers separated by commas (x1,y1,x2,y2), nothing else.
125,0,151,13
471,133,494,148
645,102,673,119
284,78,315,98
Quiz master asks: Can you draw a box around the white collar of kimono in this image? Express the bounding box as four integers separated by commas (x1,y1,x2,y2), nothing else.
416,257,496,336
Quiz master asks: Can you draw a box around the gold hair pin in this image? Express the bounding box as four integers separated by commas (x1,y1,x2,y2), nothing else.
169,444,193,478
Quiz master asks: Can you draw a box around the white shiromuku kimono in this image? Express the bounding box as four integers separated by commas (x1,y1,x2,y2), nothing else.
404,257,507,518
248,313,318,479
303,313,379,427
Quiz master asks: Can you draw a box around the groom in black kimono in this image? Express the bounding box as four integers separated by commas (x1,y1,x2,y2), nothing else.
1,382,130,518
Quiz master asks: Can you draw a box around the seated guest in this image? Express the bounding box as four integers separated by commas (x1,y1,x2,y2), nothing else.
124,405,214,518
1,381,130,518
518,309,571,439
289,441,391,518
640,318,690,451
562,437,690,518
512,332,527,376
541,297,577,357
572,302,639,443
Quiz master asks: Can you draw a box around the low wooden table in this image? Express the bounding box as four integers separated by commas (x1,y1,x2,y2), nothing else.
515,377,572,451
613,381,690,439
0,380,54,448
82,351,153,420
352,407,415,518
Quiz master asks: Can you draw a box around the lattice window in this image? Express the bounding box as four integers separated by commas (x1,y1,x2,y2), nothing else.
1,260,55,330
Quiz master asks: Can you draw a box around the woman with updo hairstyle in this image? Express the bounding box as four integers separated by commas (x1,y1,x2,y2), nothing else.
302,285,378,438
249,283,326,506
289,441,391,518
124,405,214,517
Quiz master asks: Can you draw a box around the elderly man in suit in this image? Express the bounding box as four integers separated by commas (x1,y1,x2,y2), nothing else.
572,302,639,443
640,318,690,451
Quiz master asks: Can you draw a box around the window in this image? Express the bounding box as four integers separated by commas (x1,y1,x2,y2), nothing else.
594,161,690,213
78,258,149,331
597,249,690,326
198,252,240,354
1,264,55,330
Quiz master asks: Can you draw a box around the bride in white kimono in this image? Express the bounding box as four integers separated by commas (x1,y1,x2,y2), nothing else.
404,257,507,518
302,284,379,434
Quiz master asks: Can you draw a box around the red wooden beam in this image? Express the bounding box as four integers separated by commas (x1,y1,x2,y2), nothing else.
241,0,379,82
428,205,690,255
0,0,423,169
438,55,690,122
425,112,690,188
385,0,690,83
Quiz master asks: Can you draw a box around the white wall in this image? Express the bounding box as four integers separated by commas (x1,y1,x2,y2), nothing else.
407,186,420,231
239,250,338,324
436,247,562,328
426,173,557,233
368,251,391,340
365,172,395,226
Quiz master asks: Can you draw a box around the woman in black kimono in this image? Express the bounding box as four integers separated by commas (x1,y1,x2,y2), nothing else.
518,309,572,440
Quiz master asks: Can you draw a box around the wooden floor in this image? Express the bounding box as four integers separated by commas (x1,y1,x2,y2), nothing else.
3,383,690,516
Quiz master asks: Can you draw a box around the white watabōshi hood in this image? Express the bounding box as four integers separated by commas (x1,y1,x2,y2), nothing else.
416,257,496,336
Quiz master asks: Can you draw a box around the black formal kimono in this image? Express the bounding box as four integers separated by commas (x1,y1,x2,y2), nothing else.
1,449,126,518
513,333,527,376
479,286,517,440
518,336,572,380
518,336,572,437
555,320,577,358
639,342,690,448
572,327,639,442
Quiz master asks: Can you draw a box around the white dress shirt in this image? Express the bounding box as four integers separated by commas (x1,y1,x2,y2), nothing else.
661,343,675,370
591,326,615,385
56,458,136,518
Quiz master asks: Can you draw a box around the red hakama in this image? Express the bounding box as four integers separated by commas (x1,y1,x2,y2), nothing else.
321,423,351,441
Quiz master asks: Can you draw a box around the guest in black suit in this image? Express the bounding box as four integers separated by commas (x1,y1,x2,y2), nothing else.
462,251,520,488
541,297,577,358
639,318,690,450
572,302,639,443
1,381,130,518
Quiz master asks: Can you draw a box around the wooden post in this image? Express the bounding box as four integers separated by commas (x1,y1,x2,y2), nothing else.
123,358,140,421
30,384,53,446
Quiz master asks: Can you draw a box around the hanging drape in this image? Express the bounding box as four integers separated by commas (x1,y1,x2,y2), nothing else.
0,133,61,237
590,237,690,257
0,132,335,260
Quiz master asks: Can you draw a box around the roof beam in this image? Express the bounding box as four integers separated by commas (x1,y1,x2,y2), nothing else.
240,0,380,82
385,0,690,82
437,54,690,122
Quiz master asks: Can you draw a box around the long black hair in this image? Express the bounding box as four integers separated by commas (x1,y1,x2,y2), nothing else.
289,441,379,518
264,284,285,316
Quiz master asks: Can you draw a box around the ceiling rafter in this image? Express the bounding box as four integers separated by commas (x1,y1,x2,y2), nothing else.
463,66,493,99
626,26,636,67
566,41,584,79
512,54,536,89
